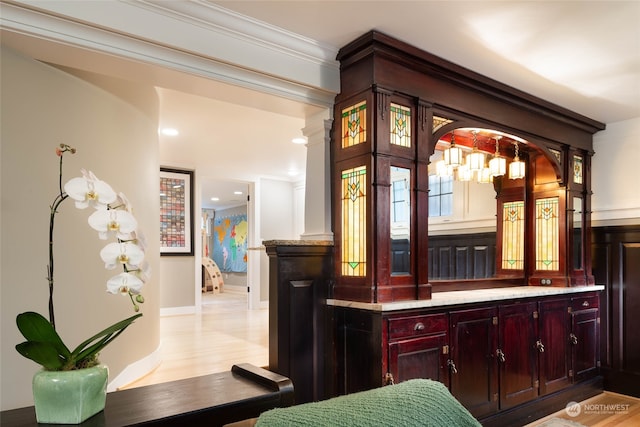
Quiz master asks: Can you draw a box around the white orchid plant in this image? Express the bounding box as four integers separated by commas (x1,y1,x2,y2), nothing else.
16,145,148,371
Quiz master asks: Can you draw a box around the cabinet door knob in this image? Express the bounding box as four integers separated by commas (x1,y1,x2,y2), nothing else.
384,372,395,385
447,359,458,374
582,301,590,307
536,339,545,353
414,322,425,331
496,348,506,363
569,333,578,345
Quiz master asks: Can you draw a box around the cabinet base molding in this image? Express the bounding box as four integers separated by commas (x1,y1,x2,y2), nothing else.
480,376,602,427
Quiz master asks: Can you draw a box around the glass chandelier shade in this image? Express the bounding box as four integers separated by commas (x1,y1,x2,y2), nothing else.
489,136,506,177
508,141,526,179
467,131,485,172
478,167,492,183
458,164,472,181
435,159,453,177
444,132,463,168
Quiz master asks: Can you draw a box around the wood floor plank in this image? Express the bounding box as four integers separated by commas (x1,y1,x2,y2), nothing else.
526,391,640,426
120,291,268,389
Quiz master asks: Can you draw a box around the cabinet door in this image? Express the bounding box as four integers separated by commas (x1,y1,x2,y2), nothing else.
539,298,571,395
449,307,498,419
498,302,538,410
571,308,599,381
388,332,449,385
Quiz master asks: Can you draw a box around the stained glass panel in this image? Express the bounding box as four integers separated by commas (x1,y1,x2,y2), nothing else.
341,101,367,148
502,201,525,270
536,197,559,271
390,103,411,147
573,155,583,184
432,115,453,133
341,166,367,276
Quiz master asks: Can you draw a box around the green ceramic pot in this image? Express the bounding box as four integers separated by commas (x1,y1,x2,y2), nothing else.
32,365,108,424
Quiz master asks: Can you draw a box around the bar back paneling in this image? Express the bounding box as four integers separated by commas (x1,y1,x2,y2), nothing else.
591,225,640,397
428,233,496,280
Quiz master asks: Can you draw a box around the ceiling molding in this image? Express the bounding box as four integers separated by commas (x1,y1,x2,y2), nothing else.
0,0,339,108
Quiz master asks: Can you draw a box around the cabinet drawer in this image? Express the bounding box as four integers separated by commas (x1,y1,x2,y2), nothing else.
388,313,447,340
571,294,599,311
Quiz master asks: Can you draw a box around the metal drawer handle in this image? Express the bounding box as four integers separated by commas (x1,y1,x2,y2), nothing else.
447,359,458,374
570,333,578,345
536,339,545,353
496,348,506,363
414,322,425,331
582,301,590,307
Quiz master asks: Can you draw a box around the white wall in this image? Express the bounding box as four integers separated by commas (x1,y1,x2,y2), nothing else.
0,48,161,410
592,117,640,225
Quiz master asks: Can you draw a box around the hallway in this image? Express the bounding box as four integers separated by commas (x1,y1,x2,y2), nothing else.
121,291,268,389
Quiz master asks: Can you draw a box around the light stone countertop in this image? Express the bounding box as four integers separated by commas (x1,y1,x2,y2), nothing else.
326,285,604,312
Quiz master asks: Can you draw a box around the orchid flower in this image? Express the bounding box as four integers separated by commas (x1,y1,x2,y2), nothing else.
88,209,138,240
132,260,151,283
64,169,117,209
100,242,145,270
16,146,147,373
107,272,144,295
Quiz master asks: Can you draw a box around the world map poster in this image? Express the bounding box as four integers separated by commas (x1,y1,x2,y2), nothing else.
212,214,248,273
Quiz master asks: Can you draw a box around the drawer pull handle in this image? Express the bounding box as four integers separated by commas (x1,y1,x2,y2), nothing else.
496,348,506,363
582,301,590,307
414,322,425,331
447,359,458,374
536,339,545,353
570,333,578,345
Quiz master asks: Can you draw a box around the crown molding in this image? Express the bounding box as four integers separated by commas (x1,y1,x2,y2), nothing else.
0,0,339,108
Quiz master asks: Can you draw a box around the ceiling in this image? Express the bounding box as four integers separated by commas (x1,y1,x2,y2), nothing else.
3,1,639,210
211,1,639,125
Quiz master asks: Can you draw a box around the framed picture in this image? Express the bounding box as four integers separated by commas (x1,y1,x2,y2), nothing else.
160,167,194,256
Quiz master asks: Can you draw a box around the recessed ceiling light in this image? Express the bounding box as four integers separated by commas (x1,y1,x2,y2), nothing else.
234,191,243,195
211,197,219,201
160,128,179,136
292,137,306,144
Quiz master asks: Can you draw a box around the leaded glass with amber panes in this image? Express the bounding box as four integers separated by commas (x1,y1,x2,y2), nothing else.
536,197,559,270
341,166,367,276
573,156,583,184
390,103,411,147
502,201,525,270
341,102,367,148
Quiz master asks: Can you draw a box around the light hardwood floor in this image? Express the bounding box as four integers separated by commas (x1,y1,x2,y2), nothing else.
525,391,640,426
121,292,640,426
121,290,268,389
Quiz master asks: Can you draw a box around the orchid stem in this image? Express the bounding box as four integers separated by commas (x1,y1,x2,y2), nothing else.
48,145,74,329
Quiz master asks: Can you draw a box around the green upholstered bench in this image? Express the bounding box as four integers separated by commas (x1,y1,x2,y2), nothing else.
246,379,481,427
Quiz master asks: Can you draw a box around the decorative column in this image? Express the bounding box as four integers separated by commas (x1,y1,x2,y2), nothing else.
301,109,334,241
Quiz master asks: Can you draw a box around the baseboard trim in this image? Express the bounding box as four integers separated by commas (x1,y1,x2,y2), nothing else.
603,369,640,398
480,376,603,427
160,305,196,316
108,343,163,391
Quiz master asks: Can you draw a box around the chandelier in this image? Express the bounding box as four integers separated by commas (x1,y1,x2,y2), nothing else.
435,130,525,182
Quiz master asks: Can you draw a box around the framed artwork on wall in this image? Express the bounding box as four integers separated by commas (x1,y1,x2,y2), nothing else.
160,167,194,256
